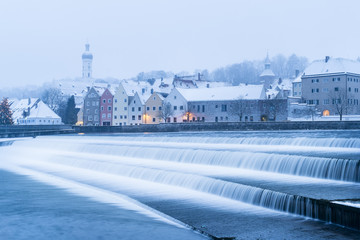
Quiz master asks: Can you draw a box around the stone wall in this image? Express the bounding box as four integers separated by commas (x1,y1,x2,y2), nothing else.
74,121,360,133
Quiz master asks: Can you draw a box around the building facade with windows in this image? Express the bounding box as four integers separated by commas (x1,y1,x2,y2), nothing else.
100,88,114,126
144,92,168,124
128,92,144,125
301,57,360,116
83,87,104,126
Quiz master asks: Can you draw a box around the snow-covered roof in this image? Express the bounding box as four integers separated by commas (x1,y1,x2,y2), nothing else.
303,57,360,76
177,84,265,102
260,69,275,77
292,75,302,83
26,101,60,119
10,98,60,122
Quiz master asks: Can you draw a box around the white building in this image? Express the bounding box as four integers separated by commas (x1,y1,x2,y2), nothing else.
11,98,62,125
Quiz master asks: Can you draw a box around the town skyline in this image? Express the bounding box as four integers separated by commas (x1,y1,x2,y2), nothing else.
1,0,360,88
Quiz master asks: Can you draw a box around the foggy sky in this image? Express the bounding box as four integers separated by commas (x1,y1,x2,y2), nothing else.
1,0,359,88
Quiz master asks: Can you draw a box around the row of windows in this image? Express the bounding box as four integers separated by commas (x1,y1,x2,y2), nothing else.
132,107,142,112
101,106,112,111
114,115,127,120
102,113,112,119
347,78,359,82
293,83,302,87
146,106,162,111
307,99,359,105
87,115,99,121
311,78,341,83
293,91,302,96
102,99,112,104
311,87,359,93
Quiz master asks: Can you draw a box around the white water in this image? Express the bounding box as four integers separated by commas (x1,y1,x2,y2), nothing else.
1,131,359,229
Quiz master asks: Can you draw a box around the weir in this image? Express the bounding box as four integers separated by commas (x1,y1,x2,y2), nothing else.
0,130,359,236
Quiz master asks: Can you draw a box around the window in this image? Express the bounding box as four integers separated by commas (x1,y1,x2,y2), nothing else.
316,88,319,93
101,106,104,111
88,116,93,121
86,109,90,114
152,118,156,122
108,106,111,111
202,105,205,112
114,115,117,119
337,77,340,81
103,99,106,103
250,116,254,121
114,107,117,111
334,87,339,92
102,114,106,119
87,102,90,106
174,96,177,99
95,109,98,114
153,106,156,111
124,99,127,103
322,88,329,93
197,105,200,112
134,100,136,104
132,107,135,112
159,106,162,110
108,99,111,103
180,106,184,110
138,107,141,111
124,107,127,111
94,116,99,121
174,106,177,110
120,115,123,119
124,115,127,119
355,88,359,93
215,105,218,108
115,99,117,103
349,87,352,92
107,113,111,118
147,106,150,111
323,99,330,105
221,104,227,112
92,101,95,106
132,115,135,120
173,117,177,122
138,115,141,120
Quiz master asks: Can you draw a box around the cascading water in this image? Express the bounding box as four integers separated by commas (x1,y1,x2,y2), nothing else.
1,130,359,237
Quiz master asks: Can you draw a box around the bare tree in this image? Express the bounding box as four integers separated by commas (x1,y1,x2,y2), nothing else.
328,89,352,121
230,96,246,121
305,105,319,121
41,88,64,113
158,102,174,123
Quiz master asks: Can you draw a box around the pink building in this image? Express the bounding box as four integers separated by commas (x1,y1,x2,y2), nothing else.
100,88,114,126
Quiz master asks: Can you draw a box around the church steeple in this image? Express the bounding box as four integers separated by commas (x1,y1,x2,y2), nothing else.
82,42,93,79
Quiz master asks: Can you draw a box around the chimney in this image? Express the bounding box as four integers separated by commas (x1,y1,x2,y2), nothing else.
28,98,31,105
325,56,330,63
87,86,90,92
295,70,299,78
198,73,201,81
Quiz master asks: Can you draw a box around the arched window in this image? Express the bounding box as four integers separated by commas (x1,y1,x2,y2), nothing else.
323,110,330,116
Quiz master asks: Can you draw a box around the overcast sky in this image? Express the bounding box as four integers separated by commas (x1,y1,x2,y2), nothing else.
1,0,359,88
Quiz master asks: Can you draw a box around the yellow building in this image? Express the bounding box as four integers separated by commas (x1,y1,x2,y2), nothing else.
144,92,168,124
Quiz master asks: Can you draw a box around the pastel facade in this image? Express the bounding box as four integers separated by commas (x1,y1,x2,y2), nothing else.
83,87,103,126
128,93,144,125
144,92,168,124
100,88,114,126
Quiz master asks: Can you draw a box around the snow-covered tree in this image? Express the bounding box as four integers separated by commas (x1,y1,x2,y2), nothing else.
0,98,14,125
158,102,174,123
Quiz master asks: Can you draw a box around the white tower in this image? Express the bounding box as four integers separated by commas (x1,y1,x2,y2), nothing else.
82,43,93,78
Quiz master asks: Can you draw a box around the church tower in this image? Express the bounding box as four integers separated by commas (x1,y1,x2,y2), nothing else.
82,43,93,79
259,53,275,90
